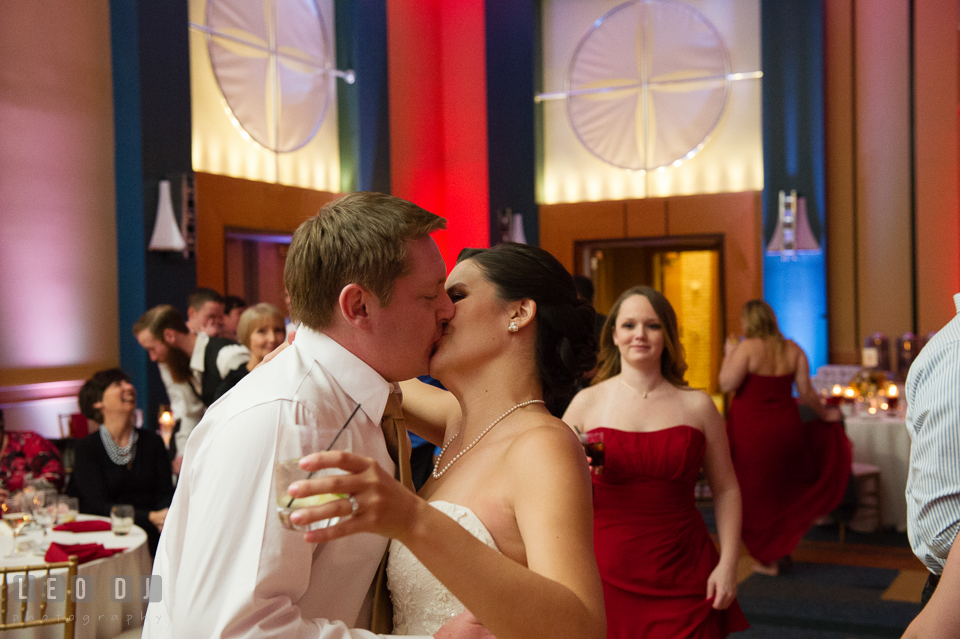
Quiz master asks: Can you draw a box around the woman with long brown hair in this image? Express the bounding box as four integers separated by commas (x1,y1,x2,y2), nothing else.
564,285,748,638
719,299,850,575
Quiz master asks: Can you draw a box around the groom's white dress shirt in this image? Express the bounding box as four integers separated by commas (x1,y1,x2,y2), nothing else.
143,327,431,639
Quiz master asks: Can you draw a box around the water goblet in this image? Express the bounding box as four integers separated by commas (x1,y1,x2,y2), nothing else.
31,491,58,552
1,494,28,557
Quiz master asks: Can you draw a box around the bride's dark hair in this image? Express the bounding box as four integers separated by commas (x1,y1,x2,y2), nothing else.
457,243,597,415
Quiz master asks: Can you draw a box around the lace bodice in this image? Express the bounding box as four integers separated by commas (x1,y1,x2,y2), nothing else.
387,501,499,635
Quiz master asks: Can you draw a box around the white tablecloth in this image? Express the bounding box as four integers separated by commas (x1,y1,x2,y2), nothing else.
844,414,912,531
0,514,151,638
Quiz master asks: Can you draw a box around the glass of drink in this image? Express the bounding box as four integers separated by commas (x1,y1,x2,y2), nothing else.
31,491,58,551
275,423,353,532
579,429,605,475
1,493,29,557
111,504,134,535
57,496,79,523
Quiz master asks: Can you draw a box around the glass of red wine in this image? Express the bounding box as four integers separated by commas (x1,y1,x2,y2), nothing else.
578,429,605,475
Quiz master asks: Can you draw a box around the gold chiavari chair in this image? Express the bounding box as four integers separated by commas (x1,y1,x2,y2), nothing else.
0,555,78,638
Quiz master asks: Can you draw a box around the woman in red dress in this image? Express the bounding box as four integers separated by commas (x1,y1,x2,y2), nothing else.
565,286,749,638
719,300,850,576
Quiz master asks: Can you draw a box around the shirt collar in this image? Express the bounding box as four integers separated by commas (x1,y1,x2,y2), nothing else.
954,293,960,314
293,326,391,424
190,332,209,373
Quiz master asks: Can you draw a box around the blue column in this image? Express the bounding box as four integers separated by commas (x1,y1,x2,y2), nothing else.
335,0,391,194
761,0,828,371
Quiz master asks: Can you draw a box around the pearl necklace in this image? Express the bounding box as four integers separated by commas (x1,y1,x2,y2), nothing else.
432,399,545,479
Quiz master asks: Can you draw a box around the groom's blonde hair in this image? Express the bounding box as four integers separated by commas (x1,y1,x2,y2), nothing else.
284,192,446,330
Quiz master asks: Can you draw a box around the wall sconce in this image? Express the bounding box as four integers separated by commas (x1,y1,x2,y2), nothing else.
148,175,196,257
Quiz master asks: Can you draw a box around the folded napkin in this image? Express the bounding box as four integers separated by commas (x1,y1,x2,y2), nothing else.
53,520,112,533
45,542,126,565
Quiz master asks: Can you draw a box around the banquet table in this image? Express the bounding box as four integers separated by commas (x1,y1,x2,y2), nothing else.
0,514,152,639
844,413,912,532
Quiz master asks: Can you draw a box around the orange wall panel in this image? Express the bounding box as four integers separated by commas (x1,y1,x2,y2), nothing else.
625,199,668,237
538,201,625,272
194,172,337,292
914,0,960,334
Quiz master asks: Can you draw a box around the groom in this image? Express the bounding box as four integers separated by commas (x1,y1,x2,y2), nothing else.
144,193,493,639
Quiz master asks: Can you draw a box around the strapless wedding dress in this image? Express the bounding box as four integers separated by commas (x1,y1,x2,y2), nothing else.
387,501,500,635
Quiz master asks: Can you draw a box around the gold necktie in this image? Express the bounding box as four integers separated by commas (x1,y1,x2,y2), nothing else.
380,391,414,491
370,389,414,633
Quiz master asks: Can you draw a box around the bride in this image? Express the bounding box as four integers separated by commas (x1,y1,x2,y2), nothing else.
288,243,606,639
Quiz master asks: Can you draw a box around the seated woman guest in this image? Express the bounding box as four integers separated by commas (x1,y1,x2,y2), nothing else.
719,299,851,576
70,369,174,555
0,408,65,499
213,303,286,401
564,286,748,638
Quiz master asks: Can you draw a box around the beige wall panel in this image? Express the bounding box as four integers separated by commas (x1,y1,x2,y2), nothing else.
824,0,859,364
625,199,668,237
538,201,625,273
854,0,913,341
668,192,762,337
0,0,119,385
914,0,960,335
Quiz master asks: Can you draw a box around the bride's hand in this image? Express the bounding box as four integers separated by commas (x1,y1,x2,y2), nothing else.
434,611,498,639
287,451,424,544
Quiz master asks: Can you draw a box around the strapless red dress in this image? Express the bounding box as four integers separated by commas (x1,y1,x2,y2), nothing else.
593,426,749,638
726,374,852,564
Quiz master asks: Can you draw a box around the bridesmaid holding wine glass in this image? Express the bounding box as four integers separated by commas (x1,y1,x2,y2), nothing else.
564,285,749,638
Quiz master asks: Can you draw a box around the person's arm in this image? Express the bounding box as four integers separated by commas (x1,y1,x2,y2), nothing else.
903,530,960,638
396,379,460,447
793,345,841,422
27,432,66,490
698,393,742,610
291,425,606,639
145,432,174,530
217,344,251,378
718,338,750,393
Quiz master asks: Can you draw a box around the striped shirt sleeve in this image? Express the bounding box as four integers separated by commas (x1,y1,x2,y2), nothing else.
906,299,960,575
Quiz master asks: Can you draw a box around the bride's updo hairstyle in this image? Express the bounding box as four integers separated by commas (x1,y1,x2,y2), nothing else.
457,243,597,415
594,286,689,388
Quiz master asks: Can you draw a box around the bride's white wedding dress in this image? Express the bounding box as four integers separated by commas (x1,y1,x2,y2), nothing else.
387,501,500,635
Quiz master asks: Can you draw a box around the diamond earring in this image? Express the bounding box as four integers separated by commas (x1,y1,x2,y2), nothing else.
508,321,519,333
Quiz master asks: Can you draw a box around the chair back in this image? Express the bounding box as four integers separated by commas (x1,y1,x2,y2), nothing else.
0,555,78,638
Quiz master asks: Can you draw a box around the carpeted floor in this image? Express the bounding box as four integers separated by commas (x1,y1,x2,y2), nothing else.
698,505,926,637
735,561,922,638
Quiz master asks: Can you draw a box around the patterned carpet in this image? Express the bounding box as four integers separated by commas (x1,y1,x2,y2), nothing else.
734,558,923,638
699,505,926,638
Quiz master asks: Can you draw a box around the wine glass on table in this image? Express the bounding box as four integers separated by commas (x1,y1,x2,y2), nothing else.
1,493,29,557
31,491,59,552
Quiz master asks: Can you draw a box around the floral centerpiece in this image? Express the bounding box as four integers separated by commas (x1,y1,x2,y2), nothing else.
848,370,888,398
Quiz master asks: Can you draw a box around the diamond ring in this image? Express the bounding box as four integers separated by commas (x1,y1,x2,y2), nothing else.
348,495,359,515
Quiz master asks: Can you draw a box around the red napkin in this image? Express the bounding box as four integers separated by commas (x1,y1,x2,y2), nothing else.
54,520,112,533
45,542,126,565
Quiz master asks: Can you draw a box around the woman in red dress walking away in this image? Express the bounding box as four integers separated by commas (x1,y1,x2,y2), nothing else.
565,286,749,638
719,300,850,576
